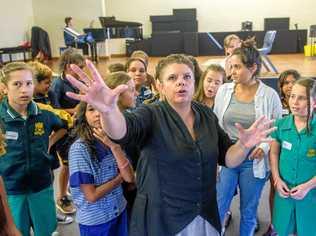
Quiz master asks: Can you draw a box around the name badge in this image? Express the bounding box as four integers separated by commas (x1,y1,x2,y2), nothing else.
143,90,152,97
282,141,292,151
282,109,289,116
5,131,19,140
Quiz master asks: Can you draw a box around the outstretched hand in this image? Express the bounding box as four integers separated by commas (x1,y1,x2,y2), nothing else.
236,116,276,149
66,60,128,113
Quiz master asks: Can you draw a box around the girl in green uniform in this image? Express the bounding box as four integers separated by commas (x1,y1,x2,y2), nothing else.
270,78,316,236
0,62,66,236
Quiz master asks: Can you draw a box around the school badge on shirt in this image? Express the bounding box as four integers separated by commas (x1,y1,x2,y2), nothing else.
0,145,6,156
307,149,316,158
34,122,45,136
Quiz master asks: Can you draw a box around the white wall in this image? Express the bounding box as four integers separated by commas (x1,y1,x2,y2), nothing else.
0,0,34,60
0,0,34,48
32,0,105,57
1,0,315,59
105,0,316,37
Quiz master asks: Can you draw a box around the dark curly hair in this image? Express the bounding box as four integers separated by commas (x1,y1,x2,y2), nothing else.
278,69,300,107
232,38,262,78
73,102,98,162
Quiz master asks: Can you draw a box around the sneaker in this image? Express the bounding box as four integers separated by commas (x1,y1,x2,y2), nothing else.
223,211,232,228
57,213,74,225
255,219,260,233
263,224,278,236
52,231,60,236
56,196,76,214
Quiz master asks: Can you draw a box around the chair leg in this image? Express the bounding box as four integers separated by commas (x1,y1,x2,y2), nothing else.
92,43,96,62
261,56,270,72
264,55,278,73
86,43,96,62
89,43,98,62
261,55,278,74
94,43,98,62
89,43,93,61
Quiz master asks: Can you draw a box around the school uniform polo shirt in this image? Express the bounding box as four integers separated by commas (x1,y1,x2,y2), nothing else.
0,98,65,194
69,139,126,226
272,114,316,187
136,86,153,106
271,114,316,235
49,76,80,109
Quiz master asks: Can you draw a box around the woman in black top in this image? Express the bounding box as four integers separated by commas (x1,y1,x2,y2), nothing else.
66,54,275,236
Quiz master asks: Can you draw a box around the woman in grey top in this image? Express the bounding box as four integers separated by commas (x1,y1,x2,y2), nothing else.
65,54,275,236
214,40,282,236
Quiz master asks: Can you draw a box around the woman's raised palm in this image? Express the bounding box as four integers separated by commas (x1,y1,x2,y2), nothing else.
236,116,276,148
66,60,128,113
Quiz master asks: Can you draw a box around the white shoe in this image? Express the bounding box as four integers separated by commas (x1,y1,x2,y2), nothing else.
57,213,74,225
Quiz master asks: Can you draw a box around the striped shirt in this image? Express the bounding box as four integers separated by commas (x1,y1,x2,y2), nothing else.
136,86,153,106
69,139,126,226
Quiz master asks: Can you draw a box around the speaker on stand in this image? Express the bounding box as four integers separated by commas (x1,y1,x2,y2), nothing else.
241,21,253,31
294,23,302,53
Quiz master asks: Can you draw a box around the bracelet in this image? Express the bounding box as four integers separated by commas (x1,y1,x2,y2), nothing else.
118,160,130,170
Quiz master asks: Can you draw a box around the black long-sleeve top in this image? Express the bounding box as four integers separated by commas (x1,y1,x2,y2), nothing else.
114,101,233,236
